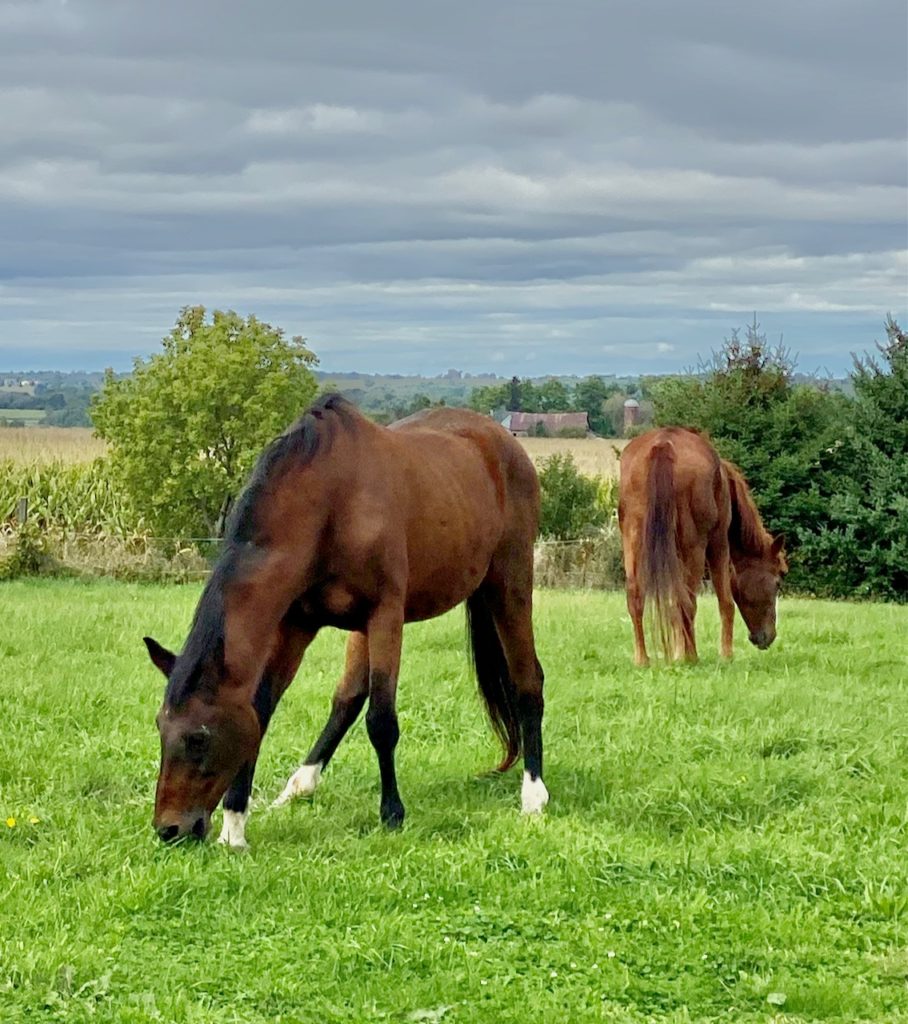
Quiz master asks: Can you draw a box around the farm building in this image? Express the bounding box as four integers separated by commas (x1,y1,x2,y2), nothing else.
623,397,641,432
501,411,590,437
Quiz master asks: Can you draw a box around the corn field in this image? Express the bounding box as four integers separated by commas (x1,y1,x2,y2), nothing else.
0,458,141,535
1,450,627,586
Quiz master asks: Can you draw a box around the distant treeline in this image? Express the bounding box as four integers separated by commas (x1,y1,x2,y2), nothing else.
0,386,94,427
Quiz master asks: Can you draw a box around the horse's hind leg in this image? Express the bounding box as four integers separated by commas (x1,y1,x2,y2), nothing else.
273,632,370,806
619,513,649,666
483,573,548,815
219,623,313,848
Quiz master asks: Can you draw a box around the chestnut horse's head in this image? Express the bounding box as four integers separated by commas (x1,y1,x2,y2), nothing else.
731,535,787,650
145,636,261,843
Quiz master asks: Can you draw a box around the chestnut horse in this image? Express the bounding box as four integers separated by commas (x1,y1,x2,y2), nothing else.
619,427,787,665
144,394,547,847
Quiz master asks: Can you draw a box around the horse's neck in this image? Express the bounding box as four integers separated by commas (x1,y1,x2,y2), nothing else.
222,550,305,697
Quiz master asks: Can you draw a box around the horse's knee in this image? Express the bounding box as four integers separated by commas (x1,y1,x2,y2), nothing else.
366,700,399,753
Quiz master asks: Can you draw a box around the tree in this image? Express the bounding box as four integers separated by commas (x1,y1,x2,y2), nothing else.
507,375,522,411
91,306,318,539
573,375,619,435
535,378,571,412
468,381,510,414
798,317,908,600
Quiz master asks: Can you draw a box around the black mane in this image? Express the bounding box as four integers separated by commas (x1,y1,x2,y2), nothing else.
164,393,355,706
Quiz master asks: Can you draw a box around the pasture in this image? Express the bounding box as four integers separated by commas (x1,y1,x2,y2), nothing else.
1,581,906,1022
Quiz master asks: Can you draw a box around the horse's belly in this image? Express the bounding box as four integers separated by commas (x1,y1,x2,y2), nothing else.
403,532,497,622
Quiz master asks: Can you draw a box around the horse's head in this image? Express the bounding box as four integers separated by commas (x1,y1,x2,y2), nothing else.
731,535,787,649
144,637,261,843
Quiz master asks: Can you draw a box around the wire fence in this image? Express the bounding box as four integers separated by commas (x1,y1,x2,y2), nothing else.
1,526,629,589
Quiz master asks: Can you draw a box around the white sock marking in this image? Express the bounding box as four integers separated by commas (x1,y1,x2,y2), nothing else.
272,762,323,807
521,772,549,815
217,808,249,849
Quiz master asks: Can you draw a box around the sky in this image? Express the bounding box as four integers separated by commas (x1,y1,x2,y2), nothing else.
1,0,906,377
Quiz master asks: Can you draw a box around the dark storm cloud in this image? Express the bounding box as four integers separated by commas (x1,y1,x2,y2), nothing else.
0,0,905,374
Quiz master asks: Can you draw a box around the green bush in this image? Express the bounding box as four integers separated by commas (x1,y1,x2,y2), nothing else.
0,521,56,578
538,453,608,540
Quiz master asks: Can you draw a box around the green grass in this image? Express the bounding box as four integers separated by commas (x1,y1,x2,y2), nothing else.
1,581,906,1023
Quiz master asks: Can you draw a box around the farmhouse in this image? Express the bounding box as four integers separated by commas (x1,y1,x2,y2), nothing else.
501,411,590,437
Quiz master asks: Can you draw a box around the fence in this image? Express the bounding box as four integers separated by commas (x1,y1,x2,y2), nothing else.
2,499,626,588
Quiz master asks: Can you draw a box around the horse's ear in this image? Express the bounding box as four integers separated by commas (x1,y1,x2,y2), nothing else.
770,534,786,557
144,636,176,677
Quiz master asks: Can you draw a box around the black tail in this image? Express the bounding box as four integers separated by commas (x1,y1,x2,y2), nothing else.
466,591,521,772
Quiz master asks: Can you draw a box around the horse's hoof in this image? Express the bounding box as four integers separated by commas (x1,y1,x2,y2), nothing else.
217,810,249,848
380,801,405,829
272,763,322,807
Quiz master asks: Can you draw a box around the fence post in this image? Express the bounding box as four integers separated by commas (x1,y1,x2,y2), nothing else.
16,497,28,524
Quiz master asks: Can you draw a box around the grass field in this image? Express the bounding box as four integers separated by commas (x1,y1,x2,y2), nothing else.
0,409,47,425
518,437,628,478
1,582,906,1022
0,427,626,476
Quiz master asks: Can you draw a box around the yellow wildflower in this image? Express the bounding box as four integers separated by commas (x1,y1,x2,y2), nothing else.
29,816,39,825
5,817,15,828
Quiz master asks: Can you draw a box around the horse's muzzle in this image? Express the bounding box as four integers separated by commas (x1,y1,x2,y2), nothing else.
155,811,210,843
749,630,775,650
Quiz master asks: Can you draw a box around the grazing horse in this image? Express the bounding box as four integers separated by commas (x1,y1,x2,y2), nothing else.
144,394,547,847
619,427,786,665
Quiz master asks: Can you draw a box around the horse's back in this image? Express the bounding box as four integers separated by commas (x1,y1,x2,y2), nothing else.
391,407,539,510
379,408,539,617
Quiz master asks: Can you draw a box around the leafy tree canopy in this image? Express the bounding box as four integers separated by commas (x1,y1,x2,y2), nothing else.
91,306,318,539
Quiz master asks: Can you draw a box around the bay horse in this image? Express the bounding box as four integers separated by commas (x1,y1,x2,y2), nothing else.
618,427,787,666
144,394,547,847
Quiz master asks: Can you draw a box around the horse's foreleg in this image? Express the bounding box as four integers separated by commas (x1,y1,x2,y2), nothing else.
219,623,312,848
273,632,369,806
364,603,405,828
707,536,735,659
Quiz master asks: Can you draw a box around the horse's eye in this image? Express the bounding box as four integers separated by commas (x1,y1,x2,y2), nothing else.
184,730,211,763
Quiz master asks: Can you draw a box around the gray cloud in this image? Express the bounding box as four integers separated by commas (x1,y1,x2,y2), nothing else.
0,0,905,374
